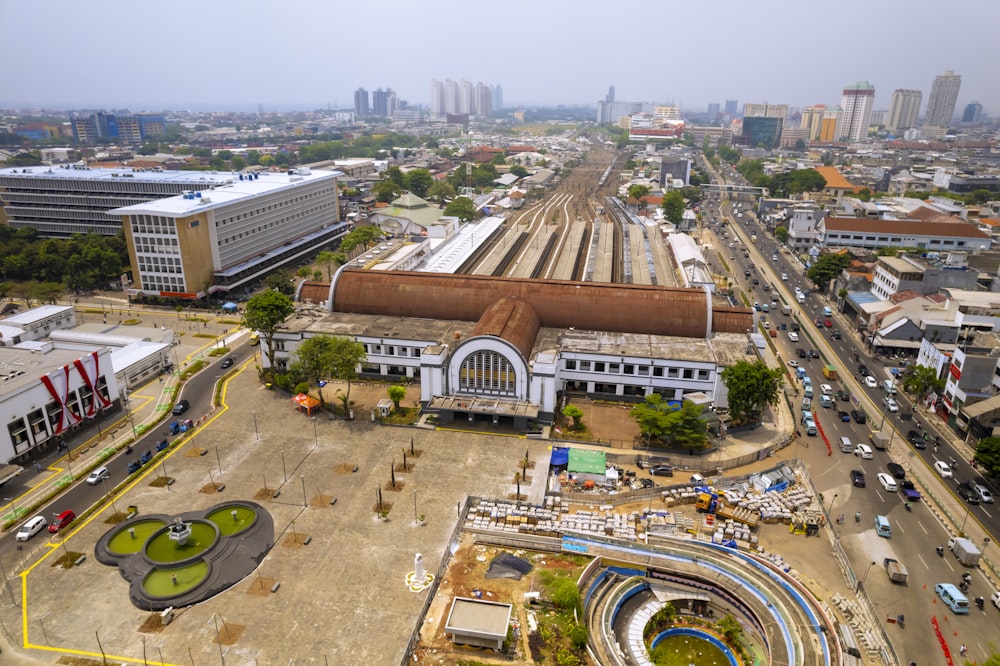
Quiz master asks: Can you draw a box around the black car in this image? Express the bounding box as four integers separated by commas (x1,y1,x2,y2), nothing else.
790,323,800,332
831,330,842,340
957,481,981,505
887,462,906,479
172,399,190,416
808,350,820,359
650,465,674,477
907,430,925,448
835,390,851,401
857,365,869,377
796,348,807,358
220,357,234,369
140,450,153,465
837,410,851,422
850,409,867,424
850,469,866,488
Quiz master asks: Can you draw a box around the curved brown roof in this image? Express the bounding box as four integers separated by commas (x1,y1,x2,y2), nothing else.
324,270,750,338
298,281,331,306
468,297,541,360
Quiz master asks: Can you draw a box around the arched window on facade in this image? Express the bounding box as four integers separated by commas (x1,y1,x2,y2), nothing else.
459,351,516,396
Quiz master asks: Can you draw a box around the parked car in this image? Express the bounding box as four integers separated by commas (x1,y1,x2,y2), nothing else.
86,466,110,485
48,510,75,533
650,465,674,477
957,481,981,505
837,410,851,422
933,460,953,478
15,515,47,542
171,399,190,416
851,410,867,424
887,462,906,479
877,473,898,492
156,439,170,452
850,470,866,488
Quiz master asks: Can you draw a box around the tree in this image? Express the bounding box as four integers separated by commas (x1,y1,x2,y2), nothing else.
630,395,708,448
720,360,784,424
901,364,944,399
774,226,789,243
509,165,529,178
387,385,406,410
806,252,851,292
242,290,295,373
328,336,367,415
444,196,477,222
383,166,405,187
403,168,433,197
716,614,744,648
562,405,584,430
857,188,872,202
372,180,401,203
660,190,685,224
315,250,341,280
289,335,340,409
973,436,1000,479
543,574,581,613
627,184,650,201
263,268,295,295
340,225,385,254
426,180,456,204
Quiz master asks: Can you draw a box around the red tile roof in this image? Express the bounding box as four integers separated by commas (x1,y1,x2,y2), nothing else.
823,217,990,239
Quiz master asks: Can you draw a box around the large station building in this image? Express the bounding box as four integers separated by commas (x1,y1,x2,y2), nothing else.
275,270,753,428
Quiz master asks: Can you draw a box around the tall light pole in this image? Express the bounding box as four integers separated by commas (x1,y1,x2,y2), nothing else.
252,411,259,441
856,560,876,592
312,417,318,449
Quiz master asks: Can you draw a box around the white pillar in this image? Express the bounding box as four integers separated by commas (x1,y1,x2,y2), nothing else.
414,553,425,581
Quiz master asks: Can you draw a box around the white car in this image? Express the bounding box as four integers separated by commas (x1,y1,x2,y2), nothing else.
974,484,994,504
15,515,47,542
788,332,799,342
864,376,878,388
883,396,899,413
876,472,897,492
854,443,874,459
781,273,788,281
86,466,110,485
934,460,953,478
820,384,833,395
787,360,800,368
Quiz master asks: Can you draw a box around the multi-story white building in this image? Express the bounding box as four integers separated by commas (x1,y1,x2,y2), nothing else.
430,80,446,118
923,70,961,132
886,89,922,133
0,305,76,346
835,81,875,142
0,166,234,237
819,217,991,251
785,206,824,249
110,169,344,299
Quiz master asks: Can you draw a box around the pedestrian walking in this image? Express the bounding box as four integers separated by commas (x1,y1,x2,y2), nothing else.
960,644,967,656
35,463,43,473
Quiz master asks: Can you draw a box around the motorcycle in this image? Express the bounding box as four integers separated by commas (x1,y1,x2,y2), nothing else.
936,545,945,557
125,445,133,455
959,580,970,592
975,597,985,610
855,511,861,523
904,502,912,512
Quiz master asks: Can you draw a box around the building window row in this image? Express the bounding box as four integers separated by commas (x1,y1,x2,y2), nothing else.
563,359,708,380
364,343,422,358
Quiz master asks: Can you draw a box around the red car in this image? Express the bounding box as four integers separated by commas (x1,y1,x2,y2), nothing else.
824,319,833,328
48,509,75,533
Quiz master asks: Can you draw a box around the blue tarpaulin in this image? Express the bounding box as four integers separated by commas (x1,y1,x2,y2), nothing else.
221,302,238,312
550,447,569,466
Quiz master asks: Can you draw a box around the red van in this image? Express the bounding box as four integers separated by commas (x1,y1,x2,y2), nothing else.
48,510,75,533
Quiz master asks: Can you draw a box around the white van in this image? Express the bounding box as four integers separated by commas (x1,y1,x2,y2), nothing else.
839,436,853,453
16,515,47,541
882,380,897,394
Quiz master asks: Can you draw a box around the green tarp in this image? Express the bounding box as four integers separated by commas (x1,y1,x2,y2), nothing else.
567,448,606,475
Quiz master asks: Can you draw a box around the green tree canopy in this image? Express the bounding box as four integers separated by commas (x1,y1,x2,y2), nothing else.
774,226,789,243
426,180,456,204
900,364,944,399
327,336,367,414
509,165,529,178
661,190,685,224
383,166,405,186
387,385,406,409
806,252,851,292
372,180,401,203
720,360,784,423
403,168,433,197
289,335,340,409
263,268,295,295
340,225,385,254
974,436,1000,479
770,169,827,197
444,196,478,222
242,290,295,372
630,396,708,448
627,184,651,201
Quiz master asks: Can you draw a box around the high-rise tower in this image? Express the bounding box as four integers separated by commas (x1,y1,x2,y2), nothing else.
835,81,875,142
354,88,369,117
886,89,922,133
923,70,961,131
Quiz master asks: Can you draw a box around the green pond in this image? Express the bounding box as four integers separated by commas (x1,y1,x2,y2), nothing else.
107,519,167,555
142,560,209,597
144,521,218,563
207,504,257,536
650,635,732,666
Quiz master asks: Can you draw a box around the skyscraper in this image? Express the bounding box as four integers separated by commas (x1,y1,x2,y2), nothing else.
444,79,459,114
459,79,476,115
606,86,615,103
886,89,922,133
743,103,787,119
707,103,720,119
430,80,445,118
835,81,875,142
476,82,492,118
962,102,983,124
493,84,503,111
724,99,738,116
800,105,827,141
354,88,369,117
924,70,961,130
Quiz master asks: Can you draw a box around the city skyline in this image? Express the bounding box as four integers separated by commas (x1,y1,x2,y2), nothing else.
2,0,998,116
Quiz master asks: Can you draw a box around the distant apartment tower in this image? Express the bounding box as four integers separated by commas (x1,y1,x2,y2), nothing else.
800,105,826,141
886,89,922,133
493,84,503,111
354,88,370,117
606,86,615,103
596,101,643,124
724,99,738,116
372,88,396,117
819,107,841,142
459,80,476,115
835,81,875,142
707,103,720,119
70,112,166,144
430,80,446,118
962,102,983,124
476,83,493,118
444,79,459,114
923,70,961,131
743,103,787,119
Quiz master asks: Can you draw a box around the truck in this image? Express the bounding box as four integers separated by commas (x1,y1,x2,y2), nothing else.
695,491,759,528
949,537,982,567
901,480,921,502
781,304,792,316
822,364,838,381
869,429,891,451
884,557,908,583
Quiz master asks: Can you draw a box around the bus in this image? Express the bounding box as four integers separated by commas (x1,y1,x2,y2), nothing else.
249,332,260,346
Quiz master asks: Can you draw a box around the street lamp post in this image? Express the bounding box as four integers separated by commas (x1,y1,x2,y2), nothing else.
312,417,318,449
280,450,287,483
856,560,876,592
252,411,259,441
300,475,307,508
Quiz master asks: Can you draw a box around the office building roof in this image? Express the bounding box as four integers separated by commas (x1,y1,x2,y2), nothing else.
0,165,235,186
110,169,339,218
823,217,990,240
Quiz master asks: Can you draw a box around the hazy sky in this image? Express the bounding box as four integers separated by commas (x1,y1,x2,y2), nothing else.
3,0,997,115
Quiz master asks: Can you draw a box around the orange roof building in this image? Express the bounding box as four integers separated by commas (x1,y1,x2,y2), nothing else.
814,166,862,194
